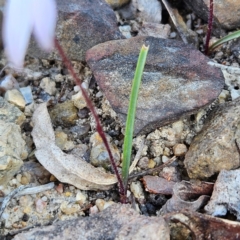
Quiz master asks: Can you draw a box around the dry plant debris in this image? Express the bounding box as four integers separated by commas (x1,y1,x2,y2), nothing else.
31,103,117,190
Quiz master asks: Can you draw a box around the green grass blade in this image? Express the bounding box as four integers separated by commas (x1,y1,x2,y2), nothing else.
122,44,149,189
209,29,240,52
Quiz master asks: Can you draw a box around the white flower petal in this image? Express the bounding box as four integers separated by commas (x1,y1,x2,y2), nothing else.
3,0,34,69
33,0,57,51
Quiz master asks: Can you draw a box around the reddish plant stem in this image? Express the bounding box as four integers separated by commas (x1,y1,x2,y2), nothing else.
205,0,214,55
54,38,126,203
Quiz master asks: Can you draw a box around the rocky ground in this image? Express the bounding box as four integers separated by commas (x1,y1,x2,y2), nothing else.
1,0,240,239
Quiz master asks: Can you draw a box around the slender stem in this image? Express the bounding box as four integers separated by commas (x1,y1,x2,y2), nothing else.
54,38,126,202
205,0,214,55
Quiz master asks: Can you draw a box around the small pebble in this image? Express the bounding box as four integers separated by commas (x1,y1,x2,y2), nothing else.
54,74,64,82
153,156,161,166
119,25,132,39
55,130,75,151
50,175,57,182
138,157,149,170
160,166,180,182
65,192,72,197
41,196,48,202
173,143,187,156
4,89,26,110
22,213,29,222
35,199,47,213
60,201,80,215
40,77,56,95
218,89,229,103
163,147,170,156
55,183,64,193
130,181,145,200
169,32,177,38
21,176,29,185
95,199,105,211
162,156,169,163
96,91,103,98
148,159,156,169
76,191,88,206
172,120,184,138
74,85,81,92
89,205,99,215
72,91,87,110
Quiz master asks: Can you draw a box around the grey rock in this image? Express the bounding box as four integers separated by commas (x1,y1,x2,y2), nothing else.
117,0,162,23
184,97,240,179
19,161,51,185
86,36,224,135
40,77,57,96
205,169,240,219
184,0,240,32
0,120,28,185
14,204,170,240
27,0,123,62
0,97,25,125
70,124,91,137
90,132,120,170
55,130,75,151
49,101,78,127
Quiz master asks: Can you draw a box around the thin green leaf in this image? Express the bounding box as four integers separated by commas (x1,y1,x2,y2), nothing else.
209,30,240,52
122,44,149,189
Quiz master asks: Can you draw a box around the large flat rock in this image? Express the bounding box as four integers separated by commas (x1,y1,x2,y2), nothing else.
86,36,224,135
14,204,169,240
27,0,123,61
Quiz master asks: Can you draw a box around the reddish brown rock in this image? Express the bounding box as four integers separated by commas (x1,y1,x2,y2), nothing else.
14,204,170,240
184,0,240,31
86,36,224,135
142,176,175,195
27,0,123,61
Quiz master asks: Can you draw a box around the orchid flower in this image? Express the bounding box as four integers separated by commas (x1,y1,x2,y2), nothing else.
2,0,57,70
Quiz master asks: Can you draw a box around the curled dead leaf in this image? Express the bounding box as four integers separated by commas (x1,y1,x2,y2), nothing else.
160,181,213,214
31,103,117,190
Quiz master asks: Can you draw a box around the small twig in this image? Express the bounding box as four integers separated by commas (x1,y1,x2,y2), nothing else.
54,38,125,202
0,185,31,219
0,182,55,203
208,61,240,74
205,0,214,55
128,156,177,179
161,0,188,44
129,140,145,174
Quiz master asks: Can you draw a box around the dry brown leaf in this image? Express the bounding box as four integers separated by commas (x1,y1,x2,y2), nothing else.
31,103,117,190
160,181,213,214
164,210,240,240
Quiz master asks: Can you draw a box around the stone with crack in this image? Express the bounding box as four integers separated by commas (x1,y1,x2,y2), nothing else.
184,97,240,179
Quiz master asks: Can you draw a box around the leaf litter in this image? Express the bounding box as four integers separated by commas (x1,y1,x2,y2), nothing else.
31,103,117,191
